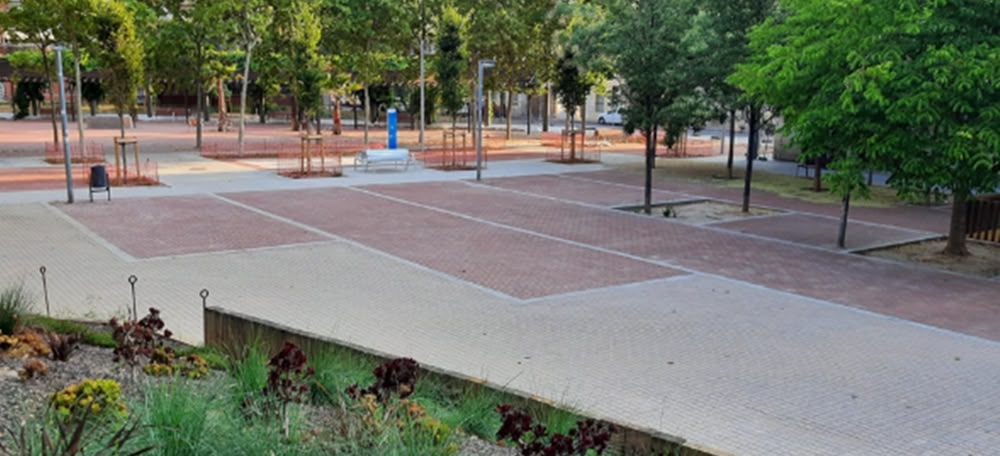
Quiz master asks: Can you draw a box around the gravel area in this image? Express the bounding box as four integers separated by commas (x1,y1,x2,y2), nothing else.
0,344,134,433
0,342,515,456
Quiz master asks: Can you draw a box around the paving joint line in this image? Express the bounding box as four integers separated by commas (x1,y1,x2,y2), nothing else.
352,185,1000,343
42,202,138,262
137,239,342,263
347,186,700,274
520,275,695,305
210,192,522,302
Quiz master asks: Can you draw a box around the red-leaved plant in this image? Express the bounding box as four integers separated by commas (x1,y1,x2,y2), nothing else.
263,342,314,438
496,404,615,456
110,307,173,381
346,357,419,403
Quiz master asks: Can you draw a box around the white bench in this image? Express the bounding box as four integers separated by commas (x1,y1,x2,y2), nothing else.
355,148,412,171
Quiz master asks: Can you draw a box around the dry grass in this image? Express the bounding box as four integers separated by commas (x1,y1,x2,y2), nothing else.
863,239,1000,279
614,160,902,208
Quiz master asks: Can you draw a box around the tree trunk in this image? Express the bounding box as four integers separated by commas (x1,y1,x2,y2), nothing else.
88,99,97,116
505,91,512,140
195,83,203,149
837,191,851,249
741,105,760,212
41,46,59,149
291,94,300,131
526,94,532,135
643,127,655,214
363,85,371,144
333,98,342,135
203,94,210,122
568,109,576,161
216,78,227,132
542,87,549,132
813,158,823,192
727,109,736,179
72,47,85,155
943,192,970,256
118,112,125,139
239,46,252,155
145,82,153,118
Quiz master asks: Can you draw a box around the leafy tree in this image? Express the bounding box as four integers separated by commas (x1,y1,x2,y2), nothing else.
322,0,411,143
2,0,62,145
80,80,105,115
222,0,271,151
143,0,228,149
436,5,468,128
93,0,145,138
258,0,324,133
553,50,591,160
44,0,102,154
735,0,1000,255
605,0,695,214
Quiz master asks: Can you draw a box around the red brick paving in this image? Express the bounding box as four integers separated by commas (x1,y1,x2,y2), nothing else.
0,167,87,192
479,174,692,207
59,195,326,258
364,180,1000,341
711,213,932,251
223,187,685,299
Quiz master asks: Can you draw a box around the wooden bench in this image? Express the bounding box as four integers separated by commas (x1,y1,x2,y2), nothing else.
355,148,412,171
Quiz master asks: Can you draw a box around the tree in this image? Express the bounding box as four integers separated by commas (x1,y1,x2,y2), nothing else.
3,0,62,147
605,0,694,214
436,5,468,128
93,0,145,138
735,0,1000,255
144,0,227,149
222,0,271,152
553,50,591,161
322,0,411,144
47,0,102,156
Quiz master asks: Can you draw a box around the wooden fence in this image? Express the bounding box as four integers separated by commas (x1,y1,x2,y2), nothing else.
966,195,1000,243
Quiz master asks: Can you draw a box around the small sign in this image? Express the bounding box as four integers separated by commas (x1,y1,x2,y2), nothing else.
387,108,398,149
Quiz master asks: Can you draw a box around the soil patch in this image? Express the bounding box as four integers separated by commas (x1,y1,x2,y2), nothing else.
621,200,781,225
862,239,1000,279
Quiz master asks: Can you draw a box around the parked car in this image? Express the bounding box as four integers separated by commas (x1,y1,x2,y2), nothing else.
597,109,623,125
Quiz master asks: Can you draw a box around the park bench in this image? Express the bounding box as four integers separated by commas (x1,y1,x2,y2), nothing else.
355,148,412,171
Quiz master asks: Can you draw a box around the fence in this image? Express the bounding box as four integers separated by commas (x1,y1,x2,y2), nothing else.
275,138,358,178
966,195,1000,243
44,142,106,164
83,159,160,187
202,137,382,160
412,133,508,170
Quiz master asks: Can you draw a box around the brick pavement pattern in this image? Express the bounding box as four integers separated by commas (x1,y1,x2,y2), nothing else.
2,151,999,456
364,180,1000,341
223,188,685,299
59,195,327,258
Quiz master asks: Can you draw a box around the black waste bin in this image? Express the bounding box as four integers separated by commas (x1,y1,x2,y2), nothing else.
89,165,110,202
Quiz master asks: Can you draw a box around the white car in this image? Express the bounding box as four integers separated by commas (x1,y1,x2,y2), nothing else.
597,109,623,125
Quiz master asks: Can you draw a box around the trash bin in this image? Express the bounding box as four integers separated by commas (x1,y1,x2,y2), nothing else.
89,165,110,202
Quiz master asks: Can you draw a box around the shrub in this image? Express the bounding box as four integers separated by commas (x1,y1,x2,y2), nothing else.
111,307,173,380
20,358,49,381
263,342,314,437
0,328,51,358
46,332,82,362
50,378,128,423
0,283,33,336
346,357,420,403
496,405,614,456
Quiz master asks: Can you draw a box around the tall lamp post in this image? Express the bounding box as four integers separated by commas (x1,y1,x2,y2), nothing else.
55,45,74,203
476,59,496,181
418,0,426,151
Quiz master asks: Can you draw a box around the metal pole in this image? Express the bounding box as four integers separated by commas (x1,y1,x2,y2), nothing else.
418,0,425,150
476,60,495,181
56,46,74,203
476,63,484,181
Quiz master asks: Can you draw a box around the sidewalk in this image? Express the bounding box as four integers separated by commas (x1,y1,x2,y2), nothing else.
1,140,998,455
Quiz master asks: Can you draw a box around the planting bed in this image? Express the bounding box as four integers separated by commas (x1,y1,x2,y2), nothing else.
861,238,1000,279
618,200,781,225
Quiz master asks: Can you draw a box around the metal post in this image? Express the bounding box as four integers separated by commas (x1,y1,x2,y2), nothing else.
418,0,425,150
55,46,74,203
476,59,495,181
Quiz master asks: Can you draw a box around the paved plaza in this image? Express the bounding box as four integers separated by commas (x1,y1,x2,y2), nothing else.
1,130,999,455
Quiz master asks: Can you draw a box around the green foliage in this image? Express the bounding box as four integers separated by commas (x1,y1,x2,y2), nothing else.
92,0,145,134
436,5,468,121
553,50,589,121
141,380,213,455
24,315,117,348
733,0,1000,253
0,283,33,335
50,378,128,422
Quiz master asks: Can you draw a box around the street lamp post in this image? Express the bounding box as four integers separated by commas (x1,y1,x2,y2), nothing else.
476,59,495,181
418,0,425,151
55,46,74,203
